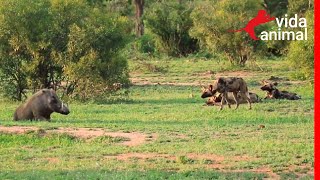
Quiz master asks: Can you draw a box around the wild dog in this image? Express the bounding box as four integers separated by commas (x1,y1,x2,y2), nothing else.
205,92,261,106
260,81,301,100
201,77,252,110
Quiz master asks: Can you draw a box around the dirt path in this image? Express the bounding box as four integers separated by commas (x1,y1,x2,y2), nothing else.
131,70,264,86
0,126,156,147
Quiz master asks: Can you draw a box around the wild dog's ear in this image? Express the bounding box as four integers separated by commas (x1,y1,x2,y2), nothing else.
218,77,225,84
273,82,278,86
260,80,266,85
209,85,213,91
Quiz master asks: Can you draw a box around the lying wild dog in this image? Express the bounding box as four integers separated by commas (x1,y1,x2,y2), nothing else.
205,92,261,106
260,81,301,100
201,77,252,110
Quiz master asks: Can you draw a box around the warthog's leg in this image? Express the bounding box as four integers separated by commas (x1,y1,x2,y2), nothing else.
232,92,239,109
34,113,51,121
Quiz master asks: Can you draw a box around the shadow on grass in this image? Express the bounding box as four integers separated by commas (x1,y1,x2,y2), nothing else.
0,169,270,180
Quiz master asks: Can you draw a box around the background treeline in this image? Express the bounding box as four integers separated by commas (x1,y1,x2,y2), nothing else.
0,0,314,101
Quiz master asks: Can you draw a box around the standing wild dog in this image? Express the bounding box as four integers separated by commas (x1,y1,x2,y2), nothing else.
260,81,301,100
201,77,252,110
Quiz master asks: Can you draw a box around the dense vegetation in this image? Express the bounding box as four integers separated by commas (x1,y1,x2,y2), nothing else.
0,0,314,101
0,0,314,179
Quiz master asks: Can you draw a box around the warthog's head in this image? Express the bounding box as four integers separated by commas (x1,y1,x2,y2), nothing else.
201,85,217,98
45,89,70,115
260,81,278,92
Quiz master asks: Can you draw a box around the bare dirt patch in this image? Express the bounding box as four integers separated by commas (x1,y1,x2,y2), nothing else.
130,71,256,86
105,153,176,161
45,157,60,164
0,126,156,147
214,71,254,78
0,126,37,134
130,77,201,86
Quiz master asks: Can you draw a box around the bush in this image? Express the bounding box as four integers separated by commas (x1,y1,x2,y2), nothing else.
144,1,199,57
287,11,314,80
135,33,157,55
0,0,131,101
190,0,262,66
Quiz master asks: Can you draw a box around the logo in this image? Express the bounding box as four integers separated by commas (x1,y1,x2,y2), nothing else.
229,10,307,41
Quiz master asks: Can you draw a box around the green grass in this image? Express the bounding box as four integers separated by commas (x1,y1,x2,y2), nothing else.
0,170,268,180
0,58,314,179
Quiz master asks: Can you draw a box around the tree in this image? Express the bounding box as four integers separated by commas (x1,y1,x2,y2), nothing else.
261,0,288,18
0,0,54,100
190,0,261,66
0,0,131,101
134,0,144,37
145,1,199,57
288,0,313,15
286,11,314,80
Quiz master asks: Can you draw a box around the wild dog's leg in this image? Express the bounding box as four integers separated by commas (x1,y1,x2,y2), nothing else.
224,92,232,109
227,99,232,108
244,92,252,110
232,92,239,109
220,93,226,110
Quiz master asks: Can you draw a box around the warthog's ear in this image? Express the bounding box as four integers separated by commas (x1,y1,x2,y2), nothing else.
273,82,278,86
209,85,213,91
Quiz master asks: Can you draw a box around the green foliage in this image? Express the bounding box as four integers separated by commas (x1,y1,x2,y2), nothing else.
190,0,261,66
65,14,131,100
87,0,134,17
0,0,131,101
288,0,313,15
287,11,314,80
0,0,53,100
135,33,157,55
145,1,199,57
0,57,28,101
260,0,288,17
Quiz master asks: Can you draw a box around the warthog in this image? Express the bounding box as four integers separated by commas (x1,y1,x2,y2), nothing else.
260,81,301,100
201,77,252,110
14,89,70,121
205,92,261,106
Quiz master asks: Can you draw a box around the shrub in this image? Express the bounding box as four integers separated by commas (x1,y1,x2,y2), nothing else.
286,11,314,80
0,0,131,101
144,1,199,57
190,0,262,66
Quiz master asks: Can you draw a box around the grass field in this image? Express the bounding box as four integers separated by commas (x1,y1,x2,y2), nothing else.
0,58,314,179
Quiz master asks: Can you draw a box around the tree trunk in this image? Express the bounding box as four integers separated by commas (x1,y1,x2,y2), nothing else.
134,0,144,37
